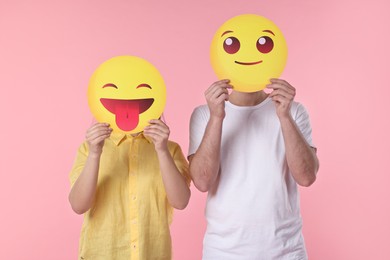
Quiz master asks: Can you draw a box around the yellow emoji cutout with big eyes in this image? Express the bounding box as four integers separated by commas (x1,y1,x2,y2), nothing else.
210,14,288,92
87,56,166,134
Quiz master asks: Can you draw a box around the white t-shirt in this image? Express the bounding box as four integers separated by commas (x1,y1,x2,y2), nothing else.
189,98,315,260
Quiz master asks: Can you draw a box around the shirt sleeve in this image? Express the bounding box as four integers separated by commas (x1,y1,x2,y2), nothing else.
188,105,209,157
171,143,191,187
69,142,89,188
293,103,316,149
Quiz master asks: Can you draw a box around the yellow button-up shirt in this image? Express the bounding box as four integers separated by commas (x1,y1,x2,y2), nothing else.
70,132,190,260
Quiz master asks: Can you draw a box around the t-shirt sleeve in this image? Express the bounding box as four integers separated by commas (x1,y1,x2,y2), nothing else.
293,103,316,149
188,106,209,157
69,142,89,188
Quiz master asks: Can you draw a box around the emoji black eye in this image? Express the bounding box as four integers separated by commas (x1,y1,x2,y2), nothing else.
136,84,152,89
223,37,240,54
256,36,274,54
102,83,118,89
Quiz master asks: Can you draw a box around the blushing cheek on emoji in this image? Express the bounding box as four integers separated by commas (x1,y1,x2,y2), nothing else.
210,14,288,93
87,56,166,134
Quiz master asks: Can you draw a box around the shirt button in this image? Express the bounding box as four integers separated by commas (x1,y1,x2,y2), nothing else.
132,243,137,249
132,196,137,200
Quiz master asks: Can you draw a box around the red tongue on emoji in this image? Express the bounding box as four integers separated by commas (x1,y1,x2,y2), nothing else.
115,102,139,131
100,98,154,132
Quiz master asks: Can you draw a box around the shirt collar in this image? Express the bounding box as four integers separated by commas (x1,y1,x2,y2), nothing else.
109,131,153,146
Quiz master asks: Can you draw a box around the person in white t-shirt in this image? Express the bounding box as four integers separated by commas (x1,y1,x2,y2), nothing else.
188,78,319,260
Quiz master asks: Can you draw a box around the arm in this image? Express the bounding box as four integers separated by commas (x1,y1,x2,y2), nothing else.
144,119,191,209
68,123,112,214
267,79,319,187
189,79,232,192
279,116,319,187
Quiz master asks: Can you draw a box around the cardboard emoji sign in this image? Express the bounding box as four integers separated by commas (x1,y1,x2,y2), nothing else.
88,56,166,134
210,14,288,93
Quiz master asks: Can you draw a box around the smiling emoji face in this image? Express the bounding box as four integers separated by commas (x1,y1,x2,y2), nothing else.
210,14,288,92
87,56,166,134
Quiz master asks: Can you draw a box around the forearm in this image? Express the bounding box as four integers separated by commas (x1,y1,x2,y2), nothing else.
280,115,319,187
190,116,223,192
68,153,100,214
157,149,190,210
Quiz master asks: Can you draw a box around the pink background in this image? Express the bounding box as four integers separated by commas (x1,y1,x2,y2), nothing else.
1,0,389,259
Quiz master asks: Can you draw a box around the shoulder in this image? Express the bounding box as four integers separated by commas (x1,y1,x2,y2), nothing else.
167,139,182,150
167,139,180,147
167,140,185,155
192,104,209,115
289,101,313,125
290,100,303,110
77,141,89,155
290,101,309,117
191,104,210,121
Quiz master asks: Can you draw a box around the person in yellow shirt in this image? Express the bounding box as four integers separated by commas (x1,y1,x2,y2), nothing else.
69,119,191,260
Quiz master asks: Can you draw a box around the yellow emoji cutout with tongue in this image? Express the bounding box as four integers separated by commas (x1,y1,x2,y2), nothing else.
87,56,166,134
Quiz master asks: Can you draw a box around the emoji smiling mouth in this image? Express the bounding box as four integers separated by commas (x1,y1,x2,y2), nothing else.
234,60,263,65
100,98,154,131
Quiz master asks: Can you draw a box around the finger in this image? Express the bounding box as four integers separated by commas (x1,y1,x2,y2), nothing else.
215,93,229,103
268,89,294,100
85,127,112,139
206,85,228,98
86,126,112,140
268,78,293,88
267,81,294,91
88,133,111,145
267,85,295,97
269,78,292,87
144,122,170,136
210,79,230,88
213,80,232,88
146,120,169,132
144,124,170,136
87,124,110,135
86,123,109,134
208,88,227,100
87,128,111,140
143,131,155,140
211,82,233,92
148,119,164,125
89,122,109,130
143,131,166,144
148,119,168,129
206,85,232,102
95,134,111,143
268,79,295,92
144,128,168,139
205,80,231,95
271,94,290,105
208,85,230,100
